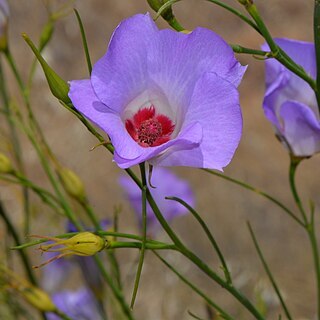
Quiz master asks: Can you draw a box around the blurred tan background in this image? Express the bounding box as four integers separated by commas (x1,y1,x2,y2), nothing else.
1,0,319,319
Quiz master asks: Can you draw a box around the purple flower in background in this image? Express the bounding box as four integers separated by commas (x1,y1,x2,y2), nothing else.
69,13,245,170
119,167,194,233
47,288,103,320
263,38,320,157
0,0,9,51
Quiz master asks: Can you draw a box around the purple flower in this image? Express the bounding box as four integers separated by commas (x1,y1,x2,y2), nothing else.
119,167,194,233
69,13,245,170
263,38,320,157
47,288,103,320
0,0,9,50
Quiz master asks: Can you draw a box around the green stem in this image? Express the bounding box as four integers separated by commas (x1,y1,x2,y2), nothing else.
166,196,232,285
130,164,148,308
247,222,292,320
289,157,320,320
144,185,264,319
314,0,320,108
93,256,135,320
153,251,234,320
202,169,304,226
74,9,92,74
0,201,36,284
0,201,48,320
231,44,270,57
0,173,63,214
0,58,23,172
243,3,317,93
53,310,72,320
109,241,176,251
206,0,260,33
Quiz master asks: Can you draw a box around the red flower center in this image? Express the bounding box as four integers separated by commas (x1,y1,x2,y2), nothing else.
125,105,175,147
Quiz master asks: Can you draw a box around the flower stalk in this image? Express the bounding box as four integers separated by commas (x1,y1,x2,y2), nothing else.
289,158,320,320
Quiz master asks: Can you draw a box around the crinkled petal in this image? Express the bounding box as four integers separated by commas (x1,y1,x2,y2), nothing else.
91,13,246,118
147,27,246,115
153,72,242,170
91,13,157,113
280,101,320,156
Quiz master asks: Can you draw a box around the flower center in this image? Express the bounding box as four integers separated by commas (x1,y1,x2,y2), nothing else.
125,105,175,147
138,119,162,146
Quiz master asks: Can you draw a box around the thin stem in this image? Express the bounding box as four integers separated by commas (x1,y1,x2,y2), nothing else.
0,201,36,284
130,164,148,308
109,241,176,251
143,185,264,319
0,58,23,172
243,3,317,94
166,196,232,285
289,157,320,320
74,9,92,74
202,169,304,227
153,251,234,320
231,44,271,57
288,159,307,223
0,173,63,214
53,310,72,320
188,311,206,320
93,256,135,320
0,202,48,320
247,222,292,320
206,0,260,33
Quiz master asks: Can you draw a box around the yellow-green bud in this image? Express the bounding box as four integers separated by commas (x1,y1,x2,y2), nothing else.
21,286,56,312
0,0,9,52
33,232,108,268
22,33,70,104
63,232,107,256
0,153,13,174
0,265,56,312
59,167,85,201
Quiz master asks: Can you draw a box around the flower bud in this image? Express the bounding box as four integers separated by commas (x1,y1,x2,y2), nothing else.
0,153,13,174
59,167,85,202
22,33,70,104
32,232,108,268
0,0,9,52
0,265,56,312
20,286,56,312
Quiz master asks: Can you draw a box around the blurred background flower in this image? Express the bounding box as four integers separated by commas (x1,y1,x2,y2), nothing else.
0,0,9,51
119,167,194,234
46,288,103,320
